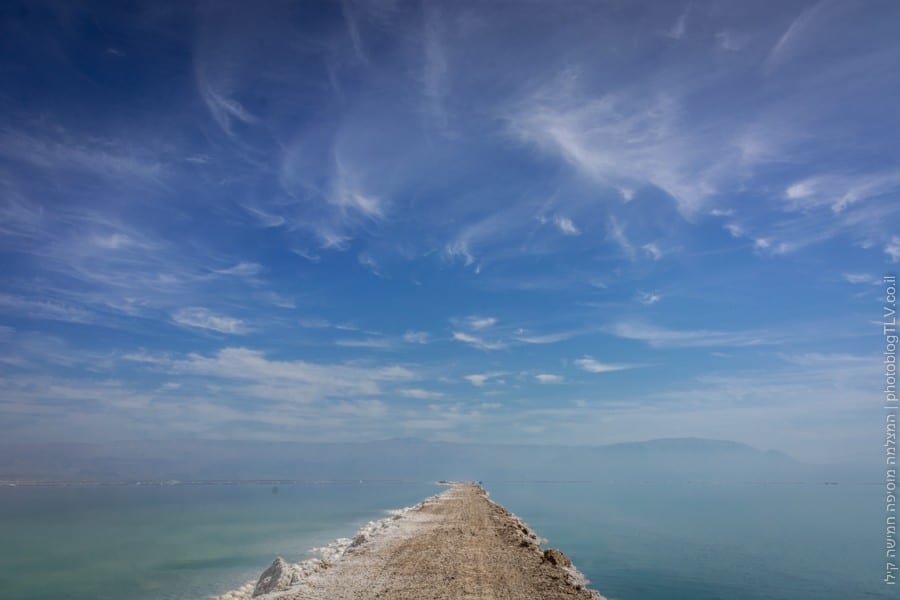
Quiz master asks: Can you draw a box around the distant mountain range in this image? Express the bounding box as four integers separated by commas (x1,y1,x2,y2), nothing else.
0,437,872,483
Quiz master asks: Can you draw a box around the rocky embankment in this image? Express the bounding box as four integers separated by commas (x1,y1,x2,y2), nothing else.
213,483,603,600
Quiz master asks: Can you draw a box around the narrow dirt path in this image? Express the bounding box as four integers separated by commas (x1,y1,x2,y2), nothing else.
276,484,602,600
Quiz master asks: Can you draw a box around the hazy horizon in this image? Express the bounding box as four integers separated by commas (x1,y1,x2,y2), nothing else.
2,435,879,486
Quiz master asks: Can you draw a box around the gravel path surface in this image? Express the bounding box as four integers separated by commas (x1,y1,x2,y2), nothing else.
272,483,604,600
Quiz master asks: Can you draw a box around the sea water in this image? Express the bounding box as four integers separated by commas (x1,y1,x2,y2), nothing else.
488,481,891,600
0,482,438,600
0,481,890,599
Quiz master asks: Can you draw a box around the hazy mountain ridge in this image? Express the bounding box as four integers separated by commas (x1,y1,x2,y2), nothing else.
0,437,868,483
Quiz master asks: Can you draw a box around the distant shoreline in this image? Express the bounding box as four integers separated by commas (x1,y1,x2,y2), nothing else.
1,478,875,488
0,479,428,488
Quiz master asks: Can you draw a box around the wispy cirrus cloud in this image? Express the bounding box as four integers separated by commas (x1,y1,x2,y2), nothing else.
213,262,263,277
452,331,506,351
421,1,449,131
764,1,829,73
465,316,497,330
463,371,507,387
127,346,414,403
330,157,385,220
886,237,900,262
553,215,580,236
783,171,900,213
399,387,444,400
197,80,258,137
607,217,636,259
171,307,250,334
667,4,690,40
642,242,663,260
403,330,430,344
508,74,725,216
0,128,164,181
0,293,94,324
514,329,585,345
574,356,635,374
608,321,778,348
843,273,879,285
241,204,286,228
637,291,662,305
335,337,392,349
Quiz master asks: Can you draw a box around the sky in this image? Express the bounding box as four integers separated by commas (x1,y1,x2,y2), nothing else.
0,0,898,462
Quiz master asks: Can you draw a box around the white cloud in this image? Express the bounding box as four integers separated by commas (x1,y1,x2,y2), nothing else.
753,237,773,251
242,205,285,228
357,253,382,277
214,262,262,277
0,294,94,324
463,371,507,386
90,233,146,250
637,291,662,305
444,240,476,267
667,5,689,39
399,387,444,400
783,172,900,213
724,223,743,237
465,316,497,330
509,77,723,215
172,307,249,334
515,330,581,344
715,31,744,51
317,230,352,250
257,292,295,309
785,181,813,200
403,330,430,344
886,237,900,262
608,321,777,348
131,347,414,403
642,242,662,260
843,273,878,285
607,217,635,259
331,157,384,219
464,374,489,386
452,331,506,351
198,81,258,136
765,2,828,73
574,356,634,374
553,215,580,236
0,128,163,181
292,248,322,263
535,373,564,384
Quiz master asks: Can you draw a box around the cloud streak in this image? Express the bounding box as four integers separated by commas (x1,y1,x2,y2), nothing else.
172,308,250,334
574,357,636,374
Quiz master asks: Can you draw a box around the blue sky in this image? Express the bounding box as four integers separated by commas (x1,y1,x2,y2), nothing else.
0,0,897,462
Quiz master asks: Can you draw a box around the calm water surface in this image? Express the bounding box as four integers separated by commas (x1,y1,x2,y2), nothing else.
488,481,890,600
0,481,890,599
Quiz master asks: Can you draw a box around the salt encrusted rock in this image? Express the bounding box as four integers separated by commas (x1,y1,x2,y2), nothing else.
542,548,572,568
253,557,295,597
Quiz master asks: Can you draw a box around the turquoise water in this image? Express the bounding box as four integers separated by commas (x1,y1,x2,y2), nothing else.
0,482,438,600
488,482,891,600
0,481,891,599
